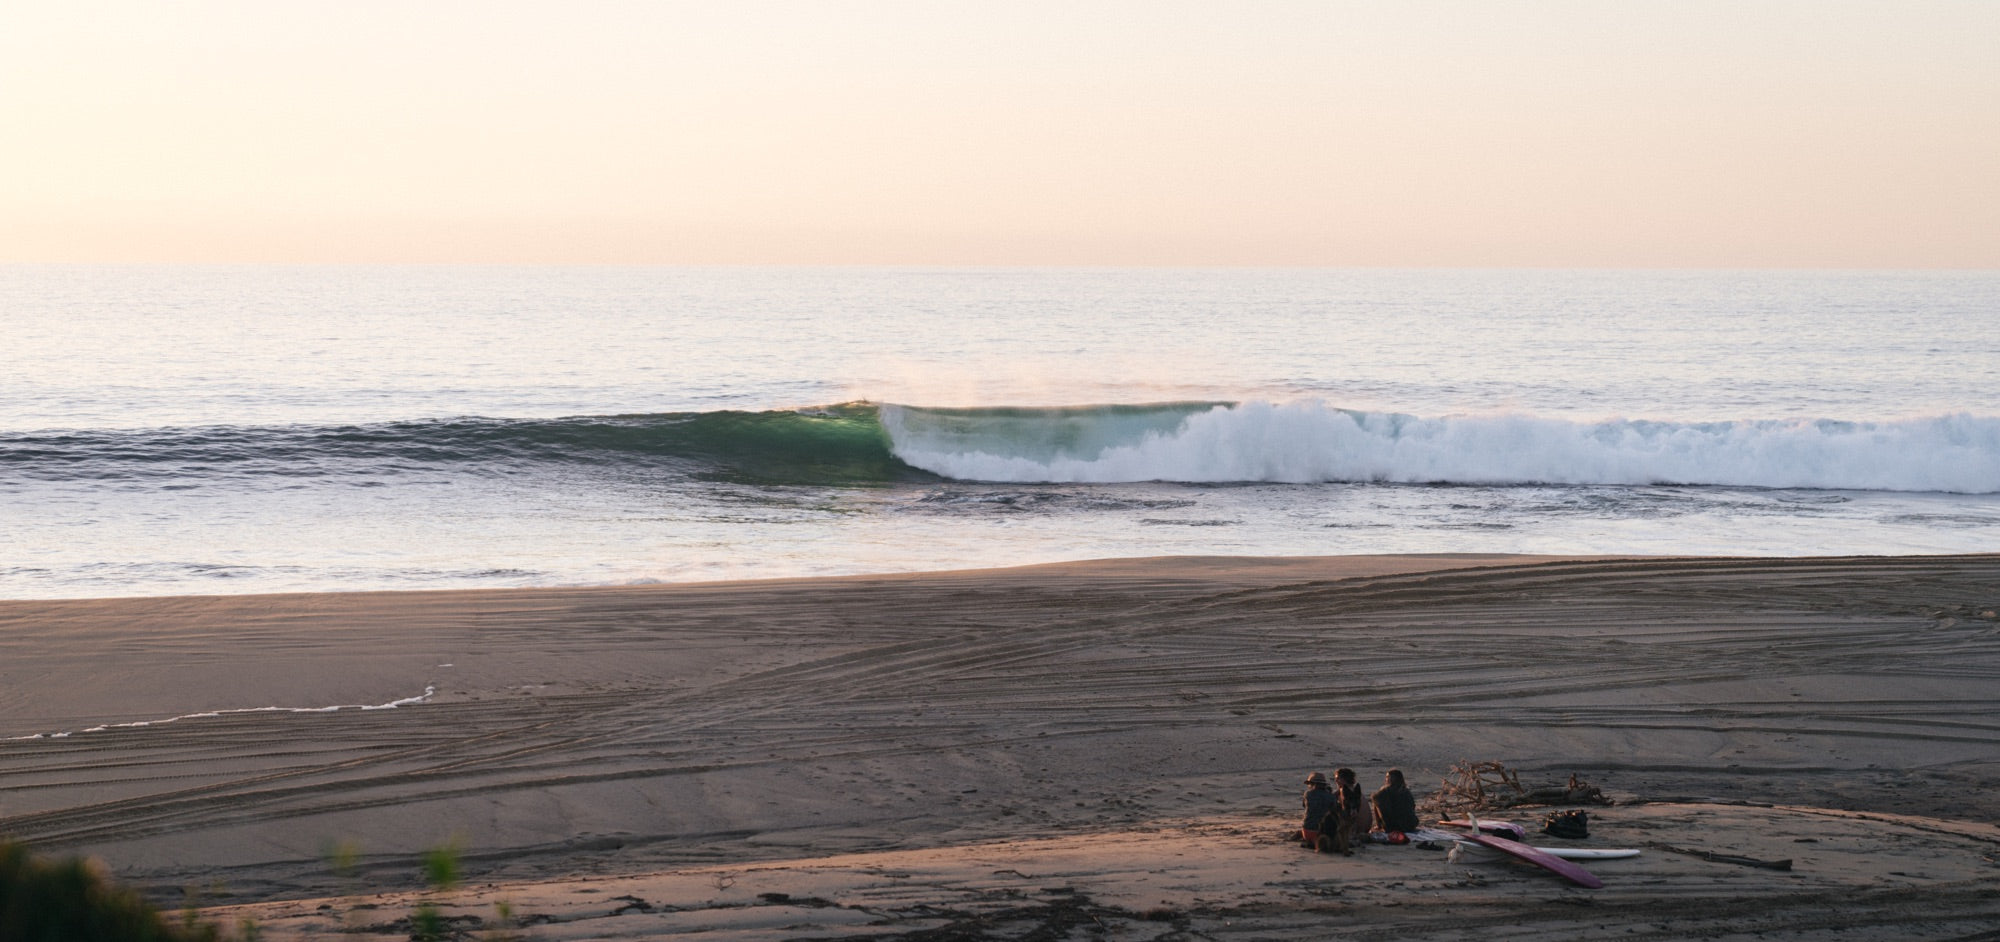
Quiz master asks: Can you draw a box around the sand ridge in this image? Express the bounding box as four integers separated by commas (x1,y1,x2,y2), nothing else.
199,803,2000,940
2,553,1999,938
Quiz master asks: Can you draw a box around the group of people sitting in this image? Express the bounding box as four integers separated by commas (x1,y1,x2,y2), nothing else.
1299,768,1421,853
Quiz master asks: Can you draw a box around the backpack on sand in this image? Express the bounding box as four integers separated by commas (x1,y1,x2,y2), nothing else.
1541,809,1589,839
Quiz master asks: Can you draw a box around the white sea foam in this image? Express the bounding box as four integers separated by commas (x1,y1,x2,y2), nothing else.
8,685,437,741
885,402,2000,493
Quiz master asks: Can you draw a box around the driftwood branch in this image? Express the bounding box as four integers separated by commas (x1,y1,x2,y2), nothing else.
1649,843,1794,871
1421,761,1612,817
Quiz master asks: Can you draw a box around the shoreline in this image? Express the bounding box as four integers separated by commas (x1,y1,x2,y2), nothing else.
4,552,1998,938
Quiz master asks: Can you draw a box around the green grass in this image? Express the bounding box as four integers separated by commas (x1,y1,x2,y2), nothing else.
0,838,227,942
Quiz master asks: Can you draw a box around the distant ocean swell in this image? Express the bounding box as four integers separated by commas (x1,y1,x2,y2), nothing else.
6,402,1998,494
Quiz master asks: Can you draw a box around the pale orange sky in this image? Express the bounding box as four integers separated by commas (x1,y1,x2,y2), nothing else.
3,1,1996,266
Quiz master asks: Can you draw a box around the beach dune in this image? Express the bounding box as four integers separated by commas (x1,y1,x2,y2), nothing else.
3,554,1999,938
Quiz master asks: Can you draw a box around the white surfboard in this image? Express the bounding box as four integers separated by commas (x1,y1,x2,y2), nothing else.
1454,841,1640,860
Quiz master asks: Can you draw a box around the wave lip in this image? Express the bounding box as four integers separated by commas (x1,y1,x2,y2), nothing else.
883,401,2000,494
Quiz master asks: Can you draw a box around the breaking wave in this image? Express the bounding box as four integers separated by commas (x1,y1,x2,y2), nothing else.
883,402,2000,494
8,402,1997,493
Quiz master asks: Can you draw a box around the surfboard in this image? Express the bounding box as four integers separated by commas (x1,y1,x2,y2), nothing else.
1405,827,1470,843
1457,815,1604,888
1438,818,1527,840
1454,841,1640,860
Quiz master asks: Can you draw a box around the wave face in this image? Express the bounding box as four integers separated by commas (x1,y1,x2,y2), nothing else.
884,402,2000,494
1,404,934,487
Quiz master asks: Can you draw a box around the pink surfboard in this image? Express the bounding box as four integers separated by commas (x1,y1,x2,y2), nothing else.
1459,815,1603,888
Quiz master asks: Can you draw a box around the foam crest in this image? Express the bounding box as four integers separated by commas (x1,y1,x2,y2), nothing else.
884,402,2000,493
8,685,437,741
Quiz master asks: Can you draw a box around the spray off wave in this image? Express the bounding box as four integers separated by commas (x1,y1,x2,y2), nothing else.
883,402,2000,494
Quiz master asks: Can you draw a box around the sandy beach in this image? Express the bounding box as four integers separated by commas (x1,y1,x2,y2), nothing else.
4,553,1999,939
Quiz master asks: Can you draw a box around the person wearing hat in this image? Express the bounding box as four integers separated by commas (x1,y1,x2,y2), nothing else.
1299,771,1341,851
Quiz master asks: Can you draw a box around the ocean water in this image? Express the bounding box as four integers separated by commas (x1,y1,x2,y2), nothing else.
3,265,1997,599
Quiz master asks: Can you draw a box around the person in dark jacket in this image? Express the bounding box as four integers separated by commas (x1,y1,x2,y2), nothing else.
1299,771,1339,850
1371,768,1421,833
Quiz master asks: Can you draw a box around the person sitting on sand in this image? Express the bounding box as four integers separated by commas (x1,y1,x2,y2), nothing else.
1371,768,1421,834
1334,768,1366,849
1299,771,1339,850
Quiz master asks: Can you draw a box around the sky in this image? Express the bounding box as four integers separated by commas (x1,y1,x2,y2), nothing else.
3,1,1996,267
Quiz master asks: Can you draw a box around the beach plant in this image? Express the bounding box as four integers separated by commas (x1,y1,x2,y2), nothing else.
422,840,462,891
411,837,464,942
323,838,362,882
321,838,367,931
0,838,223,941
181,880,230,936
412,901,447,942
483,899,524,942
181,885,205,937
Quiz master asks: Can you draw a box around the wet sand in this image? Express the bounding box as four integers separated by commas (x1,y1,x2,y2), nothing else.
3,554,1998,939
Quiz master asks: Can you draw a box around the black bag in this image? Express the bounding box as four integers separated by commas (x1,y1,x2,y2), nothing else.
1541,809,1589,839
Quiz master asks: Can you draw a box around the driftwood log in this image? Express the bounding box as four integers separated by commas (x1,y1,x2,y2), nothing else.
1422,762,1613,817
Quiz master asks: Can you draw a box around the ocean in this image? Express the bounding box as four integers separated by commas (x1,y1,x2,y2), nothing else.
3,265,1996,599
